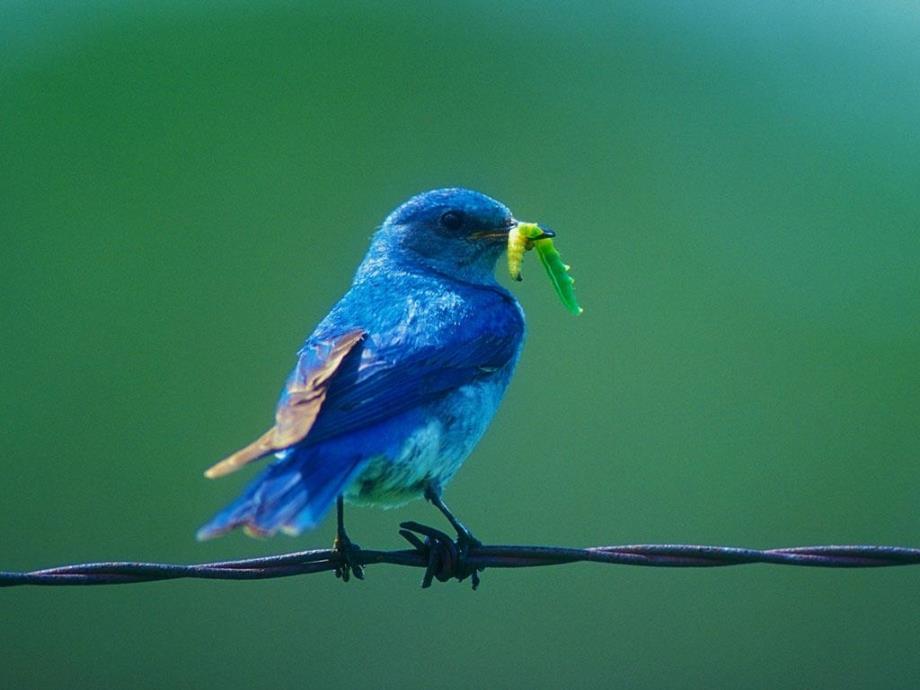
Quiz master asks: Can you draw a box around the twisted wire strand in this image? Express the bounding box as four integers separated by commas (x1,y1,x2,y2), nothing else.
3,521,919,588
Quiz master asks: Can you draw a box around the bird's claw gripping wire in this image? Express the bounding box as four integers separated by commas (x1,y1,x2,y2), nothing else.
399,521,483,589
332,534,364,582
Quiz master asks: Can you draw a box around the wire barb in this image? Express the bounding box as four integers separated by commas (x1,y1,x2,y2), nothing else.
3,525,920,588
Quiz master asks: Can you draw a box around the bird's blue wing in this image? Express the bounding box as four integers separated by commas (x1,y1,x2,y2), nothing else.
204,280,523,480
303,328,521,445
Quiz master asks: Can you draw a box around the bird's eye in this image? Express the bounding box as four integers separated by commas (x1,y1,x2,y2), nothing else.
439,210,464,231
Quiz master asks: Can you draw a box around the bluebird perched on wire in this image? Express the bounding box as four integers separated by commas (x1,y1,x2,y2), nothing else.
197,188,554,580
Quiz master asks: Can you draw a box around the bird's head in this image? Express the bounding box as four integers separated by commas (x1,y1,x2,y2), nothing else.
361,188,548,284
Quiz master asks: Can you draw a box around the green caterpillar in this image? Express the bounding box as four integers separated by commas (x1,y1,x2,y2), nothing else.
508,222,583,315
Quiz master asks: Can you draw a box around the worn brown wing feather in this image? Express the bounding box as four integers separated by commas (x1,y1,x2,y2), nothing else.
203,329,365,479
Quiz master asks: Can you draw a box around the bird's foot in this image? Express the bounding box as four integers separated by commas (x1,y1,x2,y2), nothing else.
332,533,364,583
399,521,483,590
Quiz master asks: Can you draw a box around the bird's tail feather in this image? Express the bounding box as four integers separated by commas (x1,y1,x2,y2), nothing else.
196,445,365,540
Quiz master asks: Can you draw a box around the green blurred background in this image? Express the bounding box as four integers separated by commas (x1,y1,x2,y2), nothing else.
2,1,919,687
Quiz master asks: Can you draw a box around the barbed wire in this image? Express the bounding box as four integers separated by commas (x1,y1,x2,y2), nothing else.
3,521,919,590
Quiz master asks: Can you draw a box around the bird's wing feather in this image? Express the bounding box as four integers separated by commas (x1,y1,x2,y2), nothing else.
204,329,366,478
206,309,521,478
305,328,520,445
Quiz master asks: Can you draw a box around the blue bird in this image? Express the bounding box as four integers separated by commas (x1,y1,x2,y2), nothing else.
197,188,553,580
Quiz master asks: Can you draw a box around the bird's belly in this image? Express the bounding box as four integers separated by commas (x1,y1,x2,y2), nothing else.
343,379,505,507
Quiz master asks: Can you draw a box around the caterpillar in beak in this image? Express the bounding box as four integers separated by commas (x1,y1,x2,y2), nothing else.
507,222,582,315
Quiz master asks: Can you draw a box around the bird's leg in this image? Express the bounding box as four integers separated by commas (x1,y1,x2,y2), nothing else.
333,496,364,582
424,485,481,554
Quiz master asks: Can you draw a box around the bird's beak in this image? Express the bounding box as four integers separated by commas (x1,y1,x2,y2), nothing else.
508,219,556,239
529,224,555,240
472,221,556,242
